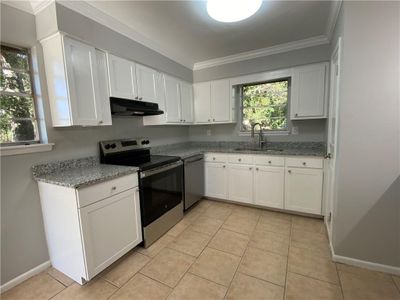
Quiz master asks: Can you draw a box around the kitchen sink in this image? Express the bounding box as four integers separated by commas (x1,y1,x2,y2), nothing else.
234,148,284,152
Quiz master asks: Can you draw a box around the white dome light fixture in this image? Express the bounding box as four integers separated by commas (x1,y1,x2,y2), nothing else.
207,0,262,23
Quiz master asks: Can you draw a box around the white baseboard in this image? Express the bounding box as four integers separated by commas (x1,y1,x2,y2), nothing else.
325,223,400,276
0,261,51,294
332,254,400,276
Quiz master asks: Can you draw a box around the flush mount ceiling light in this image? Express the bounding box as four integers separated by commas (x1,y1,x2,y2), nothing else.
207,0,262,23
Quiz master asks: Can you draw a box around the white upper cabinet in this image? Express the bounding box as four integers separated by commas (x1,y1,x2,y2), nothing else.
107,54,138,100
96,50,112,126
180,81,194,123
136,64,159,102
194,82,212,123
194,79,234,124
163,75,181,123
291,62,329,119
41,34,110,127
211,79,230,122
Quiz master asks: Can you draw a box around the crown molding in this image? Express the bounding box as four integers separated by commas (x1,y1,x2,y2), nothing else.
326,0,343,40
1,0,53,15
193,35,330,71
57,0,194,70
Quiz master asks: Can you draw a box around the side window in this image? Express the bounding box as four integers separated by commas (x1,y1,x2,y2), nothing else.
0,45,39,145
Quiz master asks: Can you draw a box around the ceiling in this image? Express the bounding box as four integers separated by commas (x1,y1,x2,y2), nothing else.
87,1,334,67
3,0,338,69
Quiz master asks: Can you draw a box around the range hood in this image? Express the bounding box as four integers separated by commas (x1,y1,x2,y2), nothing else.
110,97,164,116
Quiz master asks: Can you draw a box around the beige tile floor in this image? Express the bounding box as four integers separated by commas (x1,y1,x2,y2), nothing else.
3,199,400,300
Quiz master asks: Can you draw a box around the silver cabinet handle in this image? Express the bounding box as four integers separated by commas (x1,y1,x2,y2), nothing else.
208,119,211,122
256,167,259,171
223,165,226,168
98,120,103,124
139,97,143,100
295,113,298,117
135,96,139,100
288,170,292,174
111,186,117,191
302,162,307,166
249,167,252,170
238,158,242,162
268,160,271,164
213,118,215,121
213,157,216,160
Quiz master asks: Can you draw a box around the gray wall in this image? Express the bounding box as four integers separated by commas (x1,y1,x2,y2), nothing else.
193,44,331,82
191,44,331,143
36,3,193,82
0,3,190,285
332,1,400,267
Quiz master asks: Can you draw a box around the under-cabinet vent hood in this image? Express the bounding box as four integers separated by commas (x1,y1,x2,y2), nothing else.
110,97,164,116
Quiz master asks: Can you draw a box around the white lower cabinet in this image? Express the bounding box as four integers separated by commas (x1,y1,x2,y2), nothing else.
205,162,228,199
284,167,323,214
254,166,284,209
227,164,253,203
79,188,142,279
204,153,323,215
37,174,142,284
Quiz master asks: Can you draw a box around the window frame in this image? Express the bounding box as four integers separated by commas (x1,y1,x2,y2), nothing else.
239,77,291,135
0,43,41,146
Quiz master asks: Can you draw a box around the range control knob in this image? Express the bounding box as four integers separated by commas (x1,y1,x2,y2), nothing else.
145,140,150,145
141,140,146,145
104,144,111,150
110,143,117,149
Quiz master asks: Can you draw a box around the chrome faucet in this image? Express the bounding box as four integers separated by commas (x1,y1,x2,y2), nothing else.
251,123,266,148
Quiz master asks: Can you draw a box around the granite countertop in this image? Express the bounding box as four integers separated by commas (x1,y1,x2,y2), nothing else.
32,157,138,188
152,141,326,159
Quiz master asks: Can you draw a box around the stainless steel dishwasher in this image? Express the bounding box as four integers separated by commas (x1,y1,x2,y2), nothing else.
183,154,204,210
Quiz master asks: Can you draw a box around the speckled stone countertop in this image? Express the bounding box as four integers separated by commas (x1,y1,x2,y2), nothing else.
152,141,326,159
32,157,138,188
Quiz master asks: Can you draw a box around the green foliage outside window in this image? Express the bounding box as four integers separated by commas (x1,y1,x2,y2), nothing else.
242,79,289,131
0,45,38,144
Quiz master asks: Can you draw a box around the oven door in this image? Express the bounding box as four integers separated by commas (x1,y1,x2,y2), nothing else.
139,161,183,227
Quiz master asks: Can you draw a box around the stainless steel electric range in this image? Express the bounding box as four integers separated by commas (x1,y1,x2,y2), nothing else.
99,138,183,247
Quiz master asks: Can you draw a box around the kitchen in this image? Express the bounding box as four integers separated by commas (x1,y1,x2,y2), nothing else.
1,1,399,299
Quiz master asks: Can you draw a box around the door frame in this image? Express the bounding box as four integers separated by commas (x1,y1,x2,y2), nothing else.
325,37,342,240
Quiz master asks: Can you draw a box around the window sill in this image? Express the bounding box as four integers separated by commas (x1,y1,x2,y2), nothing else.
0,143,55,157
238,131,290,137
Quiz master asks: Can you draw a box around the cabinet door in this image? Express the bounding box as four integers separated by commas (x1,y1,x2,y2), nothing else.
163,75,181,123
79,188,142,279
136,64,159,102
180,81,194,123
254,166,284,209
96,50,112,126
194,82,211,123
63,37,102,126
211,79,230,122
285,168,323,214
228,164,253,204
107,54,137,100
205,162,227,199
291,63,328,119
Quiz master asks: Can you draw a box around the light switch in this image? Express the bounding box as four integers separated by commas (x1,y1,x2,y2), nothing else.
206,129,212,136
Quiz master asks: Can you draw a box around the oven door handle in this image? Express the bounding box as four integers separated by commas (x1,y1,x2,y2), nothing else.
140,160,183,178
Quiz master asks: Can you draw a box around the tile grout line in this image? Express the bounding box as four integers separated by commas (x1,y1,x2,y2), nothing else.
334,262,346,300
283,216,293,300
222,212,260,299
159,203,232,296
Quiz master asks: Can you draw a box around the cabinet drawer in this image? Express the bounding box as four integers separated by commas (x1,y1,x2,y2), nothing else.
77,173,138,208
228,154,253,165
285,157,323,169
205,153,228,163
254,155,284,167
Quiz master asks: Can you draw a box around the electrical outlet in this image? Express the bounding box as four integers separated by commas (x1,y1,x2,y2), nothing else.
291,126,299,135
206,129,212,136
